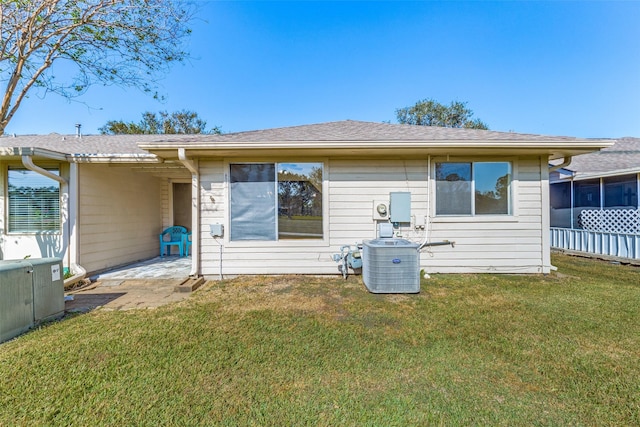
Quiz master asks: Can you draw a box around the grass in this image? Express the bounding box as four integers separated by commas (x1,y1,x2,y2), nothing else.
1,253,639,426
278,216,323,237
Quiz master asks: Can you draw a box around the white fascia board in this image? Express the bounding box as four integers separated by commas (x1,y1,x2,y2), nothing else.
140,139,613,150
0,146,68,161
572,167,640,181
66,153,162,164
141,140,613,161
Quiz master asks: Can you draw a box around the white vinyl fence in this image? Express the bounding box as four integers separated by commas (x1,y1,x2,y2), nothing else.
550,209,640,260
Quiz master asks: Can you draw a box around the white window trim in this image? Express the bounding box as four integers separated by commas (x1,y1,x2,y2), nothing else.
223,159,329,247
430,157,519,221
5,163,63,234
168,178,192,228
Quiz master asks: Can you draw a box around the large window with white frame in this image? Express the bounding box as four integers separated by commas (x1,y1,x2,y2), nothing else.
229,162,323,241
7,167,61,232
435,161,511,216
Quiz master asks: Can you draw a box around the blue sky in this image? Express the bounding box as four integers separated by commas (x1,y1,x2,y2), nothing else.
5,1,640,138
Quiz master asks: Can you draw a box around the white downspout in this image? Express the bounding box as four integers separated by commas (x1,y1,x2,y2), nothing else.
21,154,85,284
21,155,67,185
549,155,575,229
178,148,200,277
549,156,572,173
418,155,432,251
540,156,552,274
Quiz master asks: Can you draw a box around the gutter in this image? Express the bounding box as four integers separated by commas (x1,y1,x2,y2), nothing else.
549,156,572,173
66,153,162,163
140,139,615,150
21,154,68,185
571,167,640,181
178,148,200,277
20,152,85,281
63,263,87,289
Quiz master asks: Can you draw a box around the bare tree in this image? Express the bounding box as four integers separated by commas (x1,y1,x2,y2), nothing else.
0,0,196,135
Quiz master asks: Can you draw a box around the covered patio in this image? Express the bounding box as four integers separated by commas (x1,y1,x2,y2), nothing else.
89,255,192,281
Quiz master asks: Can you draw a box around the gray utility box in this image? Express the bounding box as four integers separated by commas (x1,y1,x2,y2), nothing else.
390,192,411,223
0,261,35,343
0,258,64,344
29,258,65,323
362,239,420,293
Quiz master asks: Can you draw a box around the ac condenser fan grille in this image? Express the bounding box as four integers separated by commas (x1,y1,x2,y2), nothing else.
362,239,420,293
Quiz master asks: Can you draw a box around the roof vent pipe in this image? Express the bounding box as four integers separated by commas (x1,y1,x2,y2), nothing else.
75,123,81,138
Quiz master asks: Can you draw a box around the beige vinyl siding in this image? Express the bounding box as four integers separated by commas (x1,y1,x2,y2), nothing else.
427,156,546,273
328,159,428,244
199,160,225,277
199,159,336,276
161,179,170,229
198,159,428,276
197,156,548,278
78,164,162,274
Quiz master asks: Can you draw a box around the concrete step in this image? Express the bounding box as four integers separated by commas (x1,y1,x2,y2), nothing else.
174,276,206,293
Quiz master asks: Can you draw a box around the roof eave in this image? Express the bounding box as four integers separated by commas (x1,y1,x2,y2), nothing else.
66,153,162,164
0,146,68,161
140,140,613,161
572,167,640,181
0,147,160,164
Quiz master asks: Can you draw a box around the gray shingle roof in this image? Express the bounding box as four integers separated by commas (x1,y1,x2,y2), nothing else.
0,133,198,156
141,120,599,144
560,137,640,175
1,120,613,158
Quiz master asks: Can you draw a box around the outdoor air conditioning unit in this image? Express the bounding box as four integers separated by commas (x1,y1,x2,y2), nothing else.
362,238,420,293
0,258,64,343
0,261,35,343
30,258,65,323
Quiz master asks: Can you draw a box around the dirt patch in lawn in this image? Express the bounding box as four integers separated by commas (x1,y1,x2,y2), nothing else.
198,275,366,318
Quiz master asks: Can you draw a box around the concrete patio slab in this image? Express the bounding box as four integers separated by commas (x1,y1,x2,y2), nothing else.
66,256,197,312
65,278,193,312
90,255,192,280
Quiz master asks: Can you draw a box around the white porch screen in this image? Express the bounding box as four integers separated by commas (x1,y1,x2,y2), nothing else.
230,163,277,240
8,167,61,232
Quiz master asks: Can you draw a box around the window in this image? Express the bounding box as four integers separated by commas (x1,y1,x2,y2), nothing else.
7,167,61,232
550,181,572,228
603,174,638,208
550,182,571,209
574,179,600,208
230,163,323,241
435,162,511,216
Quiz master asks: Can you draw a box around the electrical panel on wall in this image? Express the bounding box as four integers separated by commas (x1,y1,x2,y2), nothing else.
372,200,389,221
390,192,411,223
209,223,224,237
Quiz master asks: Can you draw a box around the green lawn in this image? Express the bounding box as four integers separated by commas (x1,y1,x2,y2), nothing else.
278,216,323,238
1,253,638,426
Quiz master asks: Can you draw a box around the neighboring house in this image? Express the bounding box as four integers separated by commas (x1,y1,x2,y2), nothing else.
549,137,640,258
0,120,611,277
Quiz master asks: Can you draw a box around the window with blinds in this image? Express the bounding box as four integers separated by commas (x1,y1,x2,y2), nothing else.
7,167,61,233
229,162,323,241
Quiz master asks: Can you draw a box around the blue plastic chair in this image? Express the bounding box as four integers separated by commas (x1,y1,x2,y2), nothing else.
182,231,192,256
159,226,187,257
